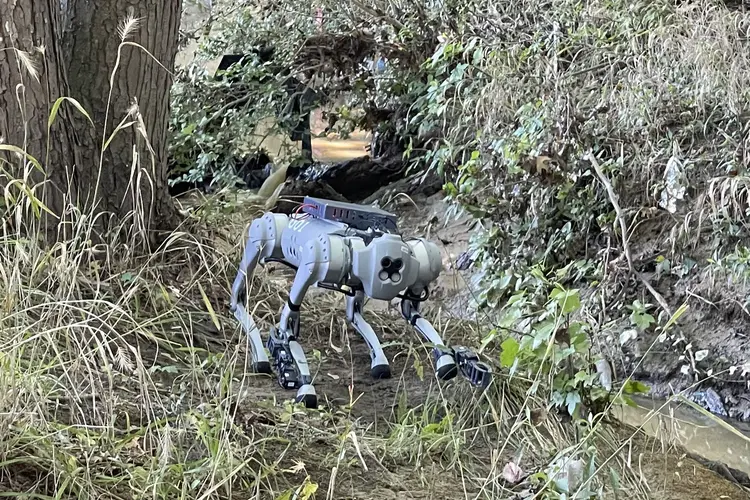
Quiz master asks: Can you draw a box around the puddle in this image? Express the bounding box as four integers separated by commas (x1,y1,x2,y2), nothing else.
613,395,750,476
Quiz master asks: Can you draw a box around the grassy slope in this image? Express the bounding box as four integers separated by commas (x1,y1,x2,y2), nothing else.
0,184,746,499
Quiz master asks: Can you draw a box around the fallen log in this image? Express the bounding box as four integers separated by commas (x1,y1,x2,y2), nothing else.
288,154,407,202
272,179,349,214
362,170,444,206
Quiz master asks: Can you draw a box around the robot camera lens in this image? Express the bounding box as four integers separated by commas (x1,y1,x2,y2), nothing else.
381,257,392,268
393,258,403,269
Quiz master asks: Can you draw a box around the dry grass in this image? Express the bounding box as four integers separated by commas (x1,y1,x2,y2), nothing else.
437,0,750,257
2,3,749,499
0,188,635,498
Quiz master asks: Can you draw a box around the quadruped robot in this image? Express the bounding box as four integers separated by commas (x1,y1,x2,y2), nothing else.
229,196,492,408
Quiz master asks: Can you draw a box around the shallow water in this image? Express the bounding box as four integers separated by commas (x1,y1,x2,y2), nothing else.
614,395,750,476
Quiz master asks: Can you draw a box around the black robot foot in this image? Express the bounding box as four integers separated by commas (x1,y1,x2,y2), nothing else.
371,363,392,380
253,360,273,374
296,385,317,409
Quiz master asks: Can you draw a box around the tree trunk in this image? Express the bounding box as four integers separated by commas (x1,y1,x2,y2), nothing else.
63,0,182,237
0,0,81,239
0,0,182,245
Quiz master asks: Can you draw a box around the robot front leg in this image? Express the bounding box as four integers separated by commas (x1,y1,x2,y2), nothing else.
400,297,458,381
346,291,391,379
400,296,492,389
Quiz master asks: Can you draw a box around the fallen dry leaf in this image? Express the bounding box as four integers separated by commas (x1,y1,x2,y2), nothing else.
502,461,524,484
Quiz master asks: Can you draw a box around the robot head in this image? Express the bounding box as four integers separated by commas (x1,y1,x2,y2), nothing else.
350,235,443,300
351,234,420,300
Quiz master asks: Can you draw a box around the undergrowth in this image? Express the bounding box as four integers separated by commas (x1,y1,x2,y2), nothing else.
1,1,750,499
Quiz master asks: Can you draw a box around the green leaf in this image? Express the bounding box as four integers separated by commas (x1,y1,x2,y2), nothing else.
609,467,621,494
0,145,44,174
479,329,498,353
500,337,520,367
552,288,581,315
182,122,197,135
619,394,637,408
275,490,293,500
297,478,318,500
566,391,581,416
551,391,565,406
630,310,655,330
573,370,591,386
198,282,221,332
533,319,556,348
661,302,689,332
413,357,424,381
623,379,650,395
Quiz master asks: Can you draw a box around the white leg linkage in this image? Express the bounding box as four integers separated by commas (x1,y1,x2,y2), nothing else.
346,290,391,379
267,232,351,408
400,296,459,380
230,214,288,374
401,292,492,388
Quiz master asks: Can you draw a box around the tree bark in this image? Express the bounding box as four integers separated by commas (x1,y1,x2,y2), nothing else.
0,0,182,245
0,0,81,239
63,0,182,236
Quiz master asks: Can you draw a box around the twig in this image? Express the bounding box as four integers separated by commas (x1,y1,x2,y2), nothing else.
200,95,252,131
348,0,406,32
585,151,673,317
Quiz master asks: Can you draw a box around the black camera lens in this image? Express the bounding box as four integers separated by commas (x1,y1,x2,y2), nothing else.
381,257,392,268
393,258,403,269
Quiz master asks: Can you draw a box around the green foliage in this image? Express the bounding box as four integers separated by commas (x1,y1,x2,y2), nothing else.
384,0,750,334
626,300,655,332
168,57,290,188
488,263,655,421
488,266,598,417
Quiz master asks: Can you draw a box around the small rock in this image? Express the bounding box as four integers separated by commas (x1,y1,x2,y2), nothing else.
690,387,728,417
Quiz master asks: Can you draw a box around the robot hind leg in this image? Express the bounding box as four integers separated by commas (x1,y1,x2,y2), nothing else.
230,214,288,375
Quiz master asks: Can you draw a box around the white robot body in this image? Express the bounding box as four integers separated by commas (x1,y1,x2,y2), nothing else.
229,197,491,408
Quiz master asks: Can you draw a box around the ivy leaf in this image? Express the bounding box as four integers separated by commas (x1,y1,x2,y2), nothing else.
551,391,565,407
550,287,581,315
630,310,655,330
533,319,556,349
565,391,582,416
500,337,520,368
